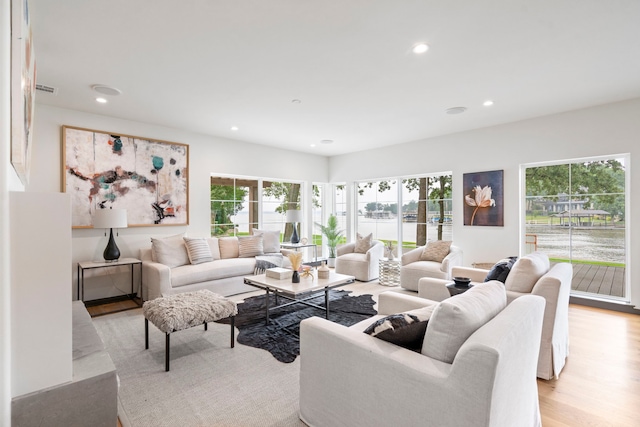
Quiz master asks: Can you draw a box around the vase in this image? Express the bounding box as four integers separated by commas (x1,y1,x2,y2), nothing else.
292,270,300,283
318,261,330,279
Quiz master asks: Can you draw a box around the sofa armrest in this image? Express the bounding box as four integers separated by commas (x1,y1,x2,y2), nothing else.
417,277,451,302
337,242,355,257
451,266,488,283
377,291,438,315
366,241,385,261
401,246,424,266
141,260,171,300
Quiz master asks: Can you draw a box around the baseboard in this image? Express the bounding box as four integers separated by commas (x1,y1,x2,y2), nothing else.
570,295,639,314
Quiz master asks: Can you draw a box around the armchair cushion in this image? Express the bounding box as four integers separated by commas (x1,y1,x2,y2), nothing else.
504,252,550,293
420,240,452,263
423,280,506,363
484,256,518,283
354,232,373,253
363,305,435,351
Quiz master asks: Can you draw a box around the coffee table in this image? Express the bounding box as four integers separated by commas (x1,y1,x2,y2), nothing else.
244,271,355,324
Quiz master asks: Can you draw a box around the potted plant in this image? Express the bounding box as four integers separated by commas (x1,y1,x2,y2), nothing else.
318,213,343,268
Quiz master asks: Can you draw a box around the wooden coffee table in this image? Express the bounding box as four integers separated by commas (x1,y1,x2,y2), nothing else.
244,271,355,324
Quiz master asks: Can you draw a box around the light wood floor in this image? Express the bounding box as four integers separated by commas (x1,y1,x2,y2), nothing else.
107,284,639,427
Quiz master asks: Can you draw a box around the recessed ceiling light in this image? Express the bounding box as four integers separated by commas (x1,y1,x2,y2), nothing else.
412,43,429,54
446,106,467,115
320,139,334,144
483,100,494,106
91,84,122,96
231,126,239,131
96,97,107,104
310,143,316,147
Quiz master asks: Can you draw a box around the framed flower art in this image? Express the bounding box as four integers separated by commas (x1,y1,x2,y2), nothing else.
463,169,504,226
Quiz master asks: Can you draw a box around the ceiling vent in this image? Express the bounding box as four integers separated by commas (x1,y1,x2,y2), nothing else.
36,84,58,95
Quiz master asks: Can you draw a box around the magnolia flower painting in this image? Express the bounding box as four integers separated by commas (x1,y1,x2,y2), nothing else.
463,170,504,226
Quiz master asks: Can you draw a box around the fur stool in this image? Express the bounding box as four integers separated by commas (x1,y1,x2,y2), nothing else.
143,290,237,371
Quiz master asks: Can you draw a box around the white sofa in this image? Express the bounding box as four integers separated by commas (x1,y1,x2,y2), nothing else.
140,233,291,300
417,252,572,380
399,243,463,291
300,282,545,427
335,240,385,281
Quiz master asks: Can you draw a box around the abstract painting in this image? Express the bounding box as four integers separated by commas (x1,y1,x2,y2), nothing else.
62,126,189,228
463,169,504,226
11,0,36,185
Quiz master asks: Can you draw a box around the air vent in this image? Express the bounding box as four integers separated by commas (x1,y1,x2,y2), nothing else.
36,84,58,95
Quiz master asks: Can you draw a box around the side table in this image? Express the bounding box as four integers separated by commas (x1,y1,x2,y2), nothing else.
379,258,401,286
280,242,322,266
78,258,142,309
446,282,474,296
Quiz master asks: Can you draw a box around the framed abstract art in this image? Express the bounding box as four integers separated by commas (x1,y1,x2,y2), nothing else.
62,126,189,228
11,0,37,185
463,169,504,226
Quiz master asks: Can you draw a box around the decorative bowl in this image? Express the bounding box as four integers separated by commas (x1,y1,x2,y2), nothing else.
453,276,471,286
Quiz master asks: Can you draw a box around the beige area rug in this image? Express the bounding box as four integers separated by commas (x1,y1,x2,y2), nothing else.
92,281,395,427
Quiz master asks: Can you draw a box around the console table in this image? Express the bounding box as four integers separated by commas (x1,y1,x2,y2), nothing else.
280,242,322,266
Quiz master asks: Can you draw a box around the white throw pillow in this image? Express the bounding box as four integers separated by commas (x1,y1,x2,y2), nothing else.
207,237,221,260
218,237,240,259
420,240,452,262
422,280,506,364
183,237,214,265
151,234,190,268
504,252,550,293
150,233,184,262
252,229,281,254
354,233,373,254
238,235,264,258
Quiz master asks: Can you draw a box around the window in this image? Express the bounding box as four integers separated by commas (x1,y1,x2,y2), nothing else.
210,176,258,237
524,156,628,301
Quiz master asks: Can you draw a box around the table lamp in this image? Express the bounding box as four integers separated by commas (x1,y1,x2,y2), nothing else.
285,209,303,244
93,208,128,262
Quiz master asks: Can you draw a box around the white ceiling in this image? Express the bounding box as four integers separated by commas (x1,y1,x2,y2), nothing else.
30,0,640,156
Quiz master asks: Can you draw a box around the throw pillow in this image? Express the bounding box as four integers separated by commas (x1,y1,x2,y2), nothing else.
206,237,221,260
354,233,373,254
218,237,240,259
364,305,435,351
422,280,506,363
238,235,264,258
419,240,452,262
150,233,184,262
504,252,550,293
183,237,214,265
252,229,281,254
151,234,190,268
484,256,518,283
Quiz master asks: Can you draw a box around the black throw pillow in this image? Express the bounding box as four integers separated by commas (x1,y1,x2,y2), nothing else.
484,256,518,283
363,306,434,352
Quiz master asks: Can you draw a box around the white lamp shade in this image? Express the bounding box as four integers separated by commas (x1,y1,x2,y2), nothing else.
93,208,128,229
285,209,303,223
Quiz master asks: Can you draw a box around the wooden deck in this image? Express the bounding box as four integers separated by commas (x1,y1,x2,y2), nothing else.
569,263,626,298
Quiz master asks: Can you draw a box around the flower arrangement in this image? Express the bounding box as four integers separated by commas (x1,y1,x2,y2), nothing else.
288,252,303,272
385,240,395,259
465,185,495,225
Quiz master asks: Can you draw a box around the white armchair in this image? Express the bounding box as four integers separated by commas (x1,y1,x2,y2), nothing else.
299,284,545,427
399,244,463,291
335,240,385,281
417,252,572,380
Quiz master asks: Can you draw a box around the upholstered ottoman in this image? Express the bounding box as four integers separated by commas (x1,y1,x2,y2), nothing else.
143,290,237,371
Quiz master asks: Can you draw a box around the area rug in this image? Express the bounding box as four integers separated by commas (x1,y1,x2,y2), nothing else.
217,290,377,363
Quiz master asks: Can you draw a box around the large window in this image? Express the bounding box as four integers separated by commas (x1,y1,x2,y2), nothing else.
524,156,627,301
355,174,452,256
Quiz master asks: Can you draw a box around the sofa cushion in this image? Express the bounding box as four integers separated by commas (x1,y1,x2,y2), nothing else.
363,305,435,351
170,258,257,287
423,280,506,363
238,235,264,258
207,237,221,260
252,229,281,254
151,234,190,268
484,257,518,283
219,237,239,259
504,252,550,293
150,233,184,263
183,237,214,265
354,233,373,254
420,240,452,263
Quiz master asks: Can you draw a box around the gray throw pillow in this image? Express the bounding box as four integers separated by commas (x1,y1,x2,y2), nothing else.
354,233,373,254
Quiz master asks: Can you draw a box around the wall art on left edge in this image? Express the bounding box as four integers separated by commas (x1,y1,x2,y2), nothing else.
62,126,189,228
11,0,37,185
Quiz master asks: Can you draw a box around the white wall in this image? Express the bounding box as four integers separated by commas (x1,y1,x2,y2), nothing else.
29,104,329,300
329,98,640,308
